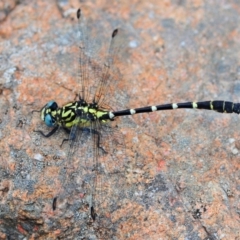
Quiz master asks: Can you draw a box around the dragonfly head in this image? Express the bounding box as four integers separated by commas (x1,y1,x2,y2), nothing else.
41,101,58,127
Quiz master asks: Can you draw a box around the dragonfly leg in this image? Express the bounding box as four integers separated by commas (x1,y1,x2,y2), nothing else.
34,126,59,138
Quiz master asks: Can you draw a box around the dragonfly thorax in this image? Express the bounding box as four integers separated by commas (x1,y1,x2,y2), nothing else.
41,100,111,129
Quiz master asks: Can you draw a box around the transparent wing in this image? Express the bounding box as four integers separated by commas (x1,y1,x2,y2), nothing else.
76,9,106,103
93,28,128,107
92,129,127,239
69,11,129,234
77,10,129,109
57,110,126,237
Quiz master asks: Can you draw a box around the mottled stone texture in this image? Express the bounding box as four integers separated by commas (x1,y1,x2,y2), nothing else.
1,0,240,239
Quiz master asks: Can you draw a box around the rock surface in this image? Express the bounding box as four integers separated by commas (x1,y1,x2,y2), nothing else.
0,0,240,239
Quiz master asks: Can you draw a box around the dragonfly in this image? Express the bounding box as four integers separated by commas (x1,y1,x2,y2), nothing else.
34,8,240,236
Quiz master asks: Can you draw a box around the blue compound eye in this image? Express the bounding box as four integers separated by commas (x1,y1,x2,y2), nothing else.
46,101,58,110
44,114,56,127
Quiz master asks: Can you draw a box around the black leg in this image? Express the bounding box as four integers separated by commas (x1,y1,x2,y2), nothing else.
63,127,71,134
60,138,69,147
60,127,72,147
84,128,107,154
34,126,59,138
60,127,107,153
91,128,107,154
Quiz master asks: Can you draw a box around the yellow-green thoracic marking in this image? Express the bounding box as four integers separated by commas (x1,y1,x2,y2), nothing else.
40,100,110,129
